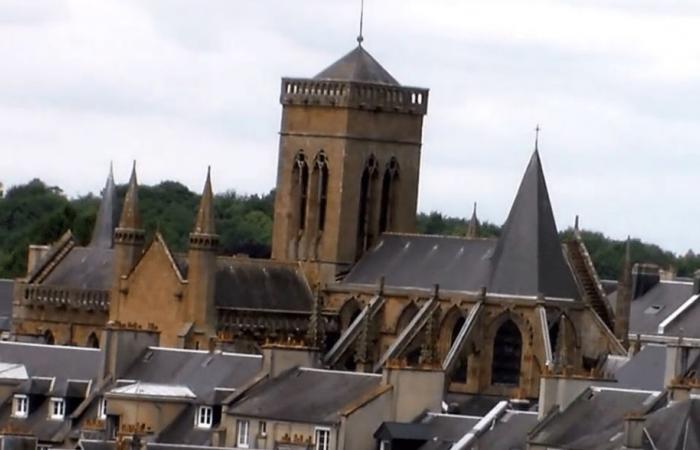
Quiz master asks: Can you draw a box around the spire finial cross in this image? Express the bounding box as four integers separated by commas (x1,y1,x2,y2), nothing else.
534,124,541,151
357,0,365,45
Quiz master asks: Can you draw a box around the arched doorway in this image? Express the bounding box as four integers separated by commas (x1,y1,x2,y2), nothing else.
44,329,55,345
490,319,522,386
86,332,100,349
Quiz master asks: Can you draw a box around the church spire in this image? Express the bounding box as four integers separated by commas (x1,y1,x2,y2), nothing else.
357,0,365,45
466,202,480,239
488,149,579,299
193,166,216,235
90,163,117,248
118,162,142,230
189,167,219,250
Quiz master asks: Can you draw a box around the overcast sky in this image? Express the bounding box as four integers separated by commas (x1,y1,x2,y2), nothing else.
1,0,699,253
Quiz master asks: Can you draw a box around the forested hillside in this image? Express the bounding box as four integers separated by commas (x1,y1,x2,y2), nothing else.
1,179,698,280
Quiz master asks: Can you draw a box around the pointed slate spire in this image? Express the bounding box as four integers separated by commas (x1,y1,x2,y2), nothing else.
466,202,480,239
118,162,142,230
488,150,579,299
193,167,216,235
314,45,400,86
89,163,118,248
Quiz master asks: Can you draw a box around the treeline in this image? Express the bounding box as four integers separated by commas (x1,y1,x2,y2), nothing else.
1,179,699,280
0,179,274,278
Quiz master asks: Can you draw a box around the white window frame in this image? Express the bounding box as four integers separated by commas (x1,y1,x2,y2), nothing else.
50,397,65,420
258,420,267,437
315,427,331,450
12,394,28,418
98,397,107,420
236,419,250,448
196,405,213,429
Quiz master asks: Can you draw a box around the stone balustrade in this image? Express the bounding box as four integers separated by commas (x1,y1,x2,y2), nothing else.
280,78,429,115
19,283,110,312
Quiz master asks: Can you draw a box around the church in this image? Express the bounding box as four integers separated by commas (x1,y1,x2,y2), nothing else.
10,40,625,400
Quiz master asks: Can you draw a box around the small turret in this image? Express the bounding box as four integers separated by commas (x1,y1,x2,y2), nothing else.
185,167,219,347
189,166,219,249
110,163,145,321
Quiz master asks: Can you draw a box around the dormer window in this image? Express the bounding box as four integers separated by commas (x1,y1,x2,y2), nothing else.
98,397,107,420
315,427,331,450
196,405,213,429
12,394,28,418
50,397,65,420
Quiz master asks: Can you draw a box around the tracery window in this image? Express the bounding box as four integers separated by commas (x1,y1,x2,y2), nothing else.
491,319,522,386
379,157,400,233
291,151,309,232
313,152,329,232
451,317,468,383
356,155,378,259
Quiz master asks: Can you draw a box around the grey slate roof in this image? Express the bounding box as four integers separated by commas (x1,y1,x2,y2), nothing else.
89,166,118,249
79,440,116,450
0,341,101,396
212,258,313,313
228,367,382,424
119,347,262,404
642,399,700,449
614,344,668,391
0,342,101,443
487,150,579,299
343,150,579,301
375,414,480,447
0,279,13,332
315,45,400,86
529,388,657,449
444,393,509,416
610,281,694,336
0,399,66,442
476,410,537,450
41,247,114,290
158,405,213,445
418,413,480,443
343,234,495,291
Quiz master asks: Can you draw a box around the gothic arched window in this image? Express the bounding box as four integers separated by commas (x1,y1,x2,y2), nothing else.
356,155,379,259
291,151,309,232
379,157,399,233
491,319,522,386
313,152,329,232
451,317,468,382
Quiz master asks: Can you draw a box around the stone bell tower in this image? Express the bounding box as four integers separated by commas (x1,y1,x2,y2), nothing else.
271,42,429,285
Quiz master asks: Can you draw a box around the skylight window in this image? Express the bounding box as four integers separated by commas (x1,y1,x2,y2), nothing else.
12,394,28,418
644,305,664,315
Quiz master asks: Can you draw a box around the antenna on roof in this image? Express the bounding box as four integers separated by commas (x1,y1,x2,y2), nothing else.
534,124,541,151
357,0,365,45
